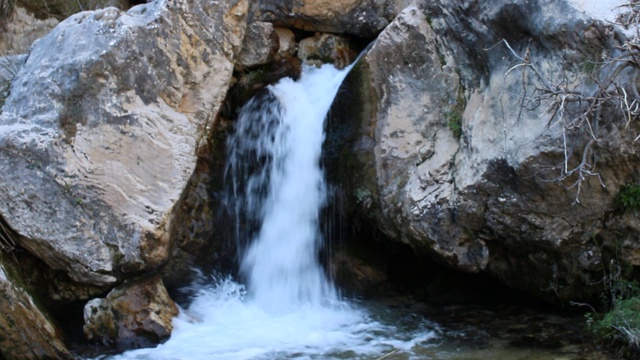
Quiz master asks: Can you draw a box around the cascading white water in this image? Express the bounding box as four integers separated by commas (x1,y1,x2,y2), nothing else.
102,63,437,360
236,64,347,311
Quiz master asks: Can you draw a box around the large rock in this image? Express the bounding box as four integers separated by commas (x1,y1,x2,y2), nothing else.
249,0,407,37
0,6,59,54
236,21,278,68
335,0,639,302
0,252,72,359
298,33,358,69
0,0,249,286
83,275,178,350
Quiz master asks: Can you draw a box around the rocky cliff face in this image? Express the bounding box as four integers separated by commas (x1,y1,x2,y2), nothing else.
0,0,638,356
334,0,640,302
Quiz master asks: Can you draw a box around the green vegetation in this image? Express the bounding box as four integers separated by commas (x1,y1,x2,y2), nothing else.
446,110,462,138
586,262,640,357
617,183,640,211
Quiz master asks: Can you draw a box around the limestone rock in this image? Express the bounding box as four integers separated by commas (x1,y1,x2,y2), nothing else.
16,0,129,20
83,275,178,350
250,0,394,36
0,6,59,54
275,27,296,57
0,252,72,359
335,1,640,302
237,21,278,68
0,0,249,286
298,33,358,69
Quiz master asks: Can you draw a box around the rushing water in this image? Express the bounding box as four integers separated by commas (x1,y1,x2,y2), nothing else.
98,64,437,359
93,64,616,360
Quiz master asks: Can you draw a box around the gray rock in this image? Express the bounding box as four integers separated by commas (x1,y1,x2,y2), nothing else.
0,6,59,54
237,21,278,68
298,33,358,69
0,0,249,286
337,1,638,302
249,0,396,37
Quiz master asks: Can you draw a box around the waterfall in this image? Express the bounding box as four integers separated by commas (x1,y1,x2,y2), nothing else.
105,62,437,360
226,64,350,311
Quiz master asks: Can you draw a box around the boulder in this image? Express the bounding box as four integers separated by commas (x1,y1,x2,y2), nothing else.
249,0,399,37
83,275,178,350
274,27,296,57
298,33,358,69
236,21,278,68
0,0,249,286
0,252,72,359
335,1,640,302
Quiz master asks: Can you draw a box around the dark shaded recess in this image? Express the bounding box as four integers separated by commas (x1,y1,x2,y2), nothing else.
5,250,110,356
222,56,302,121
317,178,546,308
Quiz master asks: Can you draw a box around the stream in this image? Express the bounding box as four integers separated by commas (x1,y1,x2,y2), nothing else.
89,62,615,360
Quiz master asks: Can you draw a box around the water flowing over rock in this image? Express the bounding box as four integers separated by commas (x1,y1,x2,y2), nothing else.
336,0,640,302
0,253,72,359
83,275,178,350
0,0,248,286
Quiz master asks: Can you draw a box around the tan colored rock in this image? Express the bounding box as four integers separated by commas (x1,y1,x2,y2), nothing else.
250,0,391,36
275,27,296,57
0,6,59,54
0,252,72,359
83,275,178,350
237,21,278,68
334,1,639,303
0,0,249,286
298,33,357,69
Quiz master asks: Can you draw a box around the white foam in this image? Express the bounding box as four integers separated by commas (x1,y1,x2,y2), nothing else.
102,64,438,360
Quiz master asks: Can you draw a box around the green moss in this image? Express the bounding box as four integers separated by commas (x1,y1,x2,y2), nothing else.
446,110,462,138
617,183,640,211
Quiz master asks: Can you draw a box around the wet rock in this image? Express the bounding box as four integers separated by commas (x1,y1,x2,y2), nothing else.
0,0,249,286
330,250,390,297
0,252,72,359
237,21,278,68
298,33,358,69
83,275,178,350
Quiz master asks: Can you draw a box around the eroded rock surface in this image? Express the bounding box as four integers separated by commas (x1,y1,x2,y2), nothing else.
0,252,72,359
83,275,178,350
249,0,407,36
0,6,59,54
0,0,248,286
336,0,640,302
